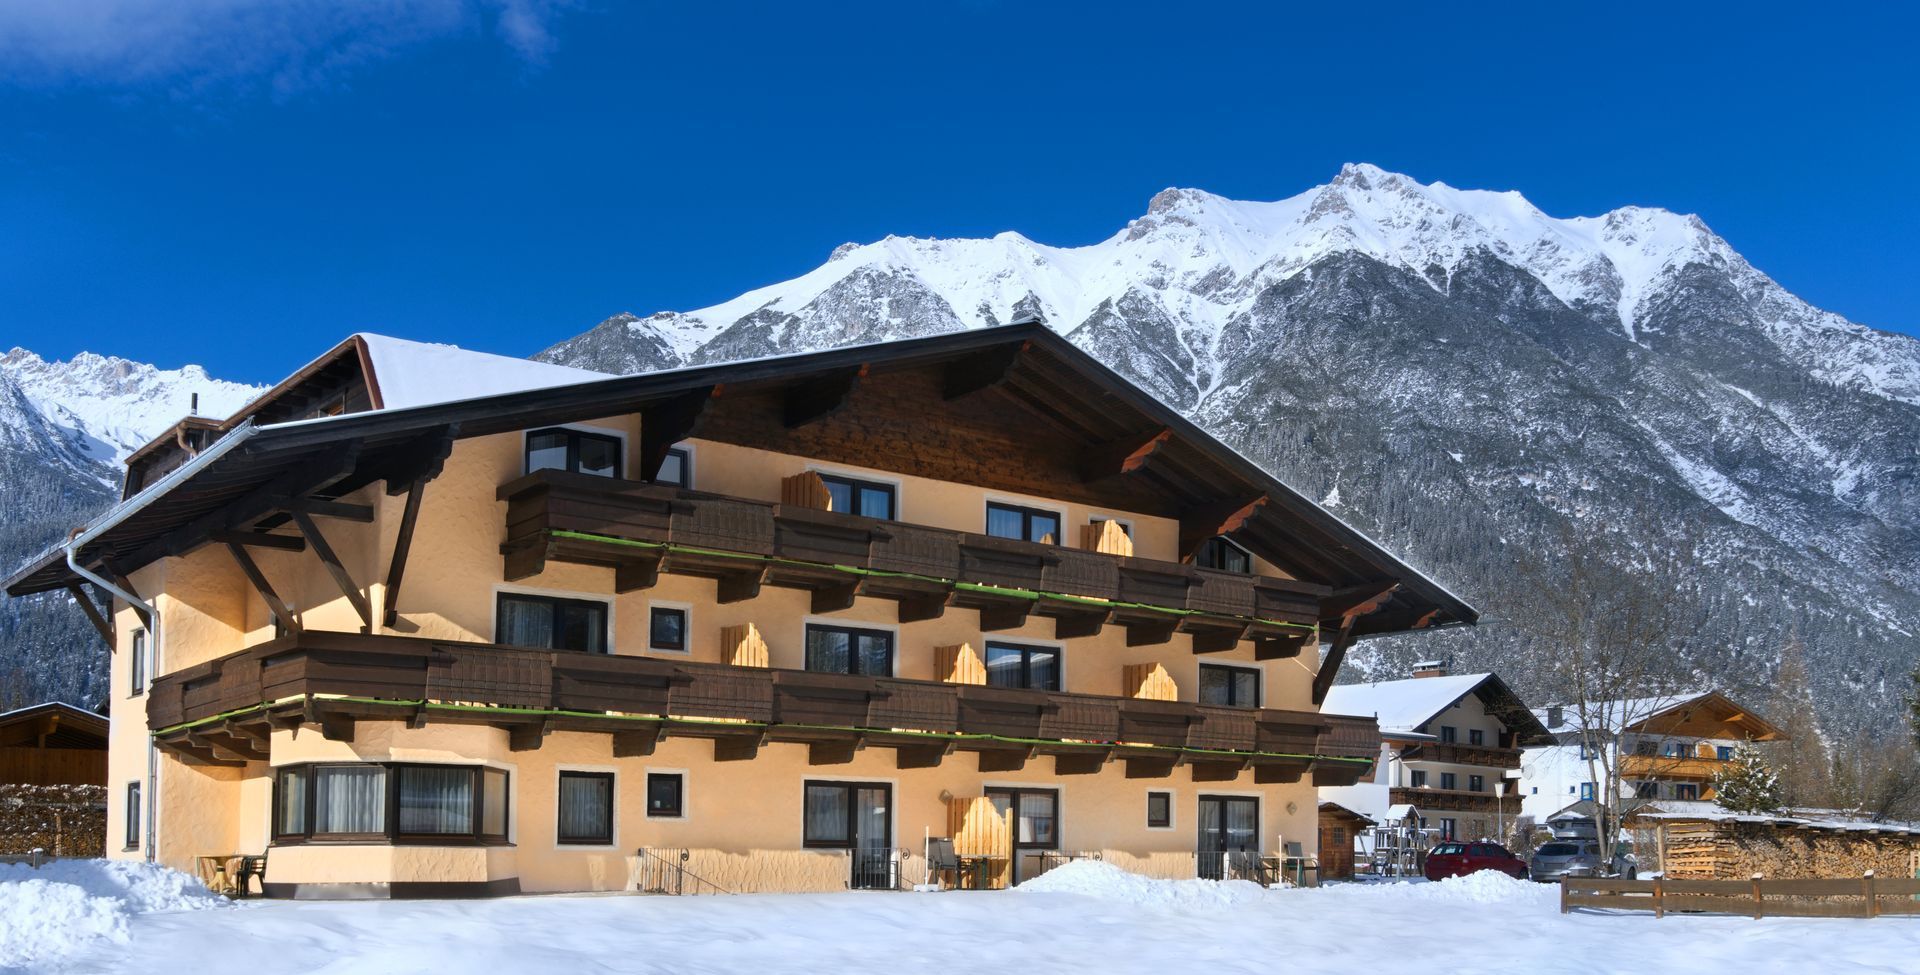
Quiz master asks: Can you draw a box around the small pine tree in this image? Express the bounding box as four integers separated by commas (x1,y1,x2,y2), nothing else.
1712,742,1784,815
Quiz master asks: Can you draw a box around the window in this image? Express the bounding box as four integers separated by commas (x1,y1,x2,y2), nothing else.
646,772,684,818
648,605,687,653
1580,782,1596,801
496,592,608,653
1674,783,1700,801
1438,818,1457,839
1440,772,1457,791
273,763,508,844
1662,742,1688,758
984,642,1061,691
1468,775,1484,793
557,771,614,845
1193,536,1252,573
1578,743,1600,760
819,474,896,520
986,502,1061,544
654,446,691,488
1439,726,1457,744
1146,791,1171,829
526,427,621,478
1468,729,1485,746
1633,740,1657,757
129,628,146,697
124,782,141,849
1198,664,1259,708
805,624,894,676
1635,781,1659,799
802,781,890,849
1410,770,1428,788
1716,745,1734,761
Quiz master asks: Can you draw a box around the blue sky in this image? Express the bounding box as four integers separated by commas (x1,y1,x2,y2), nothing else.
1,1,1915,384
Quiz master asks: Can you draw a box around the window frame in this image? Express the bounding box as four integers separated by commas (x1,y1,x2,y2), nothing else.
801,780,893,850
982,640,1063,691
1468,774,1485,793
1197,663,1261,708
1439,725,1457,744
271,762,511,847
1193,536,1253,573
803,622,896,677
1410,770,1428,788
647,602,690,655
1145,790,1173,830
1580,781,1596,801
556,770,616,847
815,472,898,520
524,425,625,479
984,501,1064,545
124,781,141,850
1439,772,1457,791
129,628,146,697
652,444,693,488
494,589,612,654
1674,782,1700,801
1468,729,1485,747
645,770,686,820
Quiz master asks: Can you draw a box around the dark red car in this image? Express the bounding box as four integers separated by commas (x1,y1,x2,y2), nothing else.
1423,841,1528,881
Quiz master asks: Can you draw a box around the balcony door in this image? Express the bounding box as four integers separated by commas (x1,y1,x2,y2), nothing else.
804,781,893,890
986,787,1059,885
1196,795,1258,880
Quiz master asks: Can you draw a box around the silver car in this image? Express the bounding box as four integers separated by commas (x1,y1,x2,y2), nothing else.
1529,840,1637,881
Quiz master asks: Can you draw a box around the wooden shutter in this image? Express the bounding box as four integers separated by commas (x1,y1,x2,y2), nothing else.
721,622,769,668
1122,662,1178,701
1081,519,1134,557
781,471,832,510
934,643,987,684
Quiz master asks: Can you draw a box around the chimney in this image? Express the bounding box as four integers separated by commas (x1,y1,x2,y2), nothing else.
1411,658,1449,679
1547,705,1564,728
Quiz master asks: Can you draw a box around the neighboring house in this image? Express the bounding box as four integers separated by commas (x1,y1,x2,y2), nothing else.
1320,663,1551,844
0,701,108,786
1519,691,1786,822
2,323,1479,898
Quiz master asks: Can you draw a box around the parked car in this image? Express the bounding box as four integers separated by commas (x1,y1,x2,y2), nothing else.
1423,841,1528,881
1528,840,1638,882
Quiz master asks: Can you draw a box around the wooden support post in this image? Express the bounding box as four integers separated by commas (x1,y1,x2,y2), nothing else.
977,748,1032,773
895,741,952,769
1052,609,1110,640
898,590,952,624
713,734,763,762
1864,870,1877,918
65,584,114,649
508,721,553,752
381,478,427,627
977,602,1029,632
1124,618,1179,647
101,562,152,631
639,387,714,482
613,728,662,758
1052,751,1110,776
1653,877,1664,919
1311,619,1358,706
1123,756,1178,779
226,543,300,636
1752,873,1764,919
808,739,862,766
290,506,372,630
614,557,662,593
810,582,860,614
1560,878,1569,914
716,567,768,604
318,714,355,743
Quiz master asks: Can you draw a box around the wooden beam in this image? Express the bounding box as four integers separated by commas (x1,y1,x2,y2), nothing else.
898,590,953,624
977,602,1030,632
128,440,360,570
976,747,1033,773
1254,762,1307,785
639,387,715,482
1179,496,1268,561
1124,756,1179,779
65,584,113,649
190,730,267,763
503,538,551,582
381,478,426,628
783,366,865,428
508,720,552,752
100,562,152,631
1189,759,1250,783
1053,750,1111,776
1321,581,1400,625
208,531,306,552
318,714,355,743
1124,618,1179,647
808,738,863,766
942,341,1028,399
716,566,769,604
382,425,458,496
713,733,764,762
1310,619,1358,706
614,557,663,594
1077,427,1173,482
225,543,301,636
284,498,374,522
223,719,272,746
1052,609,1110,640
895,741,953,770
290,507,373,630
810,581,860,614
1188,624,1249,654
613,727,662,758
1253,633,1311,660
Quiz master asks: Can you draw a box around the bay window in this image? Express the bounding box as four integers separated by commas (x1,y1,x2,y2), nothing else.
273,763,509,845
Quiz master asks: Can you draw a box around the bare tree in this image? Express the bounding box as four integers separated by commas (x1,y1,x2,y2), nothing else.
1764,632,1834,809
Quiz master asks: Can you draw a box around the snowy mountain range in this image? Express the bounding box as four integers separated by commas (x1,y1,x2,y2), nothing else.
540,163,1920,732
3,164,1915,732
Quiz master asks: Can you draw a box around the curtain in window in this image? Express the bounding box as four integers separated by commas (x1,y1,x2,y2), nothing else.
481,768,508,838
1016,793,1056,846
397,766,473,834
556,602,607,653
276,768,308,835
985,645,1022,687
498,597,555,649
806,629,849,674
856,633,890,675
1223,799,1257,851
855,787,888,851
558,774,611,843
314,766,387,834
804,785,849,844
1199,667,1229,704
986,506,1024,539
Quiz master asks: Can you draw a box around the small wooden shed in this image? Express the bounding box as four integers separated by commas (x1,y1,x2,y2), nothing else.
1318,801,1375,880
0,702,108,786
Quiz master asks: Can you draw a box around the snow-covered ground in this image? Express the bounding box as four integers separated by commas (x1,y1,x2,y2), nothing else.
5,860,1915,974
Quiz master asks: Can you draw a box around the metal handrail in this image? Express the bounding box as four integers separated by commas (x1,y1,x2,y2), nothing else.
633,847,730,895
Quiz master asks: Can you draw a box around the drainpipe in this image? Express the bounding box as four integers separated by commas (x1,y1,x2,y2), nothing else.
60,420,257,865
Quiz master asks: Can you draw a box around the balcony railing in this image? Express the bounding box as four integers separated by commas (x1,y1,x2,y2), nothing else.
497,471,1328,653
1619,753,1727,780
148,631,1379,784
1401,741,1523,770
1387,786,1522,815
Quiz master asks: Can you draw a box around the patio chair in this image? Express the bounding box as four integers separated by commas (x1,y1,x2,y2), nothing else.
230,853,268,898
924,838,959,890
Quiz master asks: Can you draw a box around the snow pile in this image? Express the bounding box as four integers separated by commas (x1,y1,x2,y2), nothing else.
1013,859,1268,910
0,859,231,969
1376,870,1547,905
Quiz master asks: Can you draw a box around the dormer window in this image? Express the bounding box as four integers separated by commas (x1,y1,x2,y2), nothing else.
1194,536,1252,574
526,427,621,478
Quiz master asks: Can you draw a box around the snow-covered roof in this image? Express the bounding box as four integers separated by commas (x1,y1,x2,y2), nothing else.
1531,690,1784,741
1384,804,1420,823
1632,810,1920,836
354,333,613,411
1532,692,1703,735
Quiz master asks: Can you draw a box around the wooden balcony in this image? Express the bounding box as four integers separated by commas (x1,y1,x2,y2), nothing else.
1388,786,1522,815
1620,753,1727,780
1401,741,1523,770
497,471,1329,657
147,632,1380,785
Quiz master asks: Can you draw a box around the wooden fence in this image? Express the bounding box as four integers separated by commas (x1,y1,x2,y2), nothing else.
1562,874,1920,919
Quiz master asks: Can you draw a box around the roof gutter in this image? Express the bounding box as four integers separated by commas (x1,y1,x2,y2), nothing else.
60,419,256,864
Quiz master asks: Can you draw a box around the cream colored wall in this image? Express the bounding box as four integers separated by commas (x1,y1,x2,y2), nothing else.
264,721,1322,893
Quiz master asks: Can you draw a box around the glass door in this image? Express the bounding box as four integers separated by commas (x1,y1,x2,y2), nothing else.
986,787,1059,886
1197,795,1259,880
805,781,894,890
